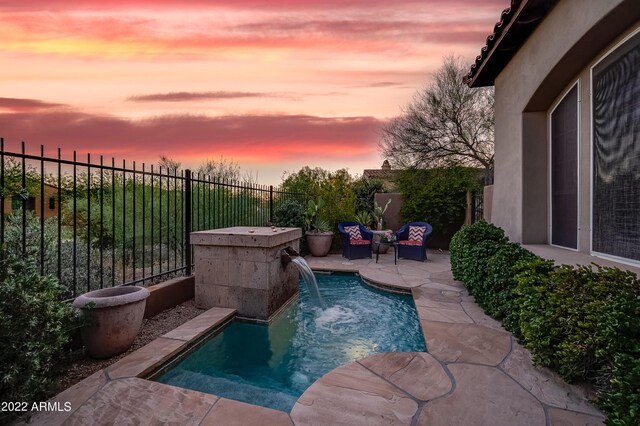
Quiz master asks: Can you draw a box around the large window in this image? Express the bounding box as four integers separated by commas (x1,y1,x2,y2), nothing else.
550,84,578,249
592,30,640,262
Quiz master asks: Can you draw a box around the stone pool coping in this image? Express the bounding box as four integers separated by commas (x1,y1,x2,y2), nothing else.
27,251,605,425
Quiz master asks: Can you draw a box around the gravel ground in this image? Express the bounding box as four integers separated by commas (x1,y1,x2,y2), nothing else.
55,299,205,392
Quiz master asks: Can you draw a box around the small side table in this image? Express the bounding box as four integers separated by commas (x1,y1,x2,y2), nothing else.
375,241,398,264
371,229,392,253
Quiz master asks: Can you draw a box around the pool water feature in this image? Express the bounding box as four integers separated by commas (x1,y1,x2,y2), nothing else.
290,257,324,307
155,273,426,412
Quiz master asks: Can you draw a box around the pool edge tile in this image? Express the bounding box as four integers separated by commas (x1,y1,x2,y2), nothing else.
162,307,236,341
106,337,187,380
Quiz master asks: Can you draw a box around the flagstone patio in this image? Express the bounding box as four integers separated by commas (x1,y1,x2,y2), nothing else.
26,250,604,425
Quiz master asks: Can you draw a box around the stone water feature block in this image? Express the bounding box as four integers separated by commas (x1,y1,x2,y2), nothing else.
191,227,302,321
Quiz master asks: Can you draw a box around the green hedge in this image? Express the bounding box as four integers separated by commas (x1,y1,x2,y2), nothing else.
397,167,481,249
450,221,640,424
0,251,79,423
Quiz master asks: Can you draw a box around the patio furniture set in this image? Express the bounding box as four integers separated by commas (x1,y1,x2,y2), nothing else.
338,221,432,262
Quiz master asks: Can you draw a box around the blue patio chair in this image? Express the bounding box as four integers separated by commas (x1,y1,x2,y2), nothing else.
338,221,373,260
395,222,432,262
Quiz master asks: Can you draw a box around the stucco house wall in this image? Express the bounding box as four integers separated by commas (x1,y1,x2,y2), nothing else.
491,0,639,254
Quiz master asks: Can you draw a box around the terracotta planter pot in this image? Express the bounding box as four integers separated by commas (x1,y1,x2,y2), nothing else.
73,286,150,359
306,231,333,257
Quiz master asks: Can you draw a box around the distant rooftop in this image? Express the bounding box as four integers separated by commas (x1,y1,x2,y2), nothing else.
363,160,400,180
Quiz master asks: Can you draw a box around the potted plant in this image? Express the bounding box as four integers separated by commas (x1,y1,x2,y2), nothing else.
73,286,150,358
305,198,333,257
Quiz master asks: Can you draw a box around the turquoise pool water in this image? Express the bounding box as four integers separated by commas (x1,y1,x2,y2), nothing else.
155,273,426,412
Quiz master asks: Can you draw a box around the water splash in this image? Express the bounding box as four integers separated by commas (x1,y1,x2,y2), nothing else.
291,257,324,307
314,306,358,331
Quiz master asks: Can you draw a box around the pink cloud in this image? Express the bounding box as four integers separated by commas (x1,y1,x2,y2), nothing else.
0,110,384,163
0,97,64,112
0,8,497,59
1,0,508,12
127,91,283,102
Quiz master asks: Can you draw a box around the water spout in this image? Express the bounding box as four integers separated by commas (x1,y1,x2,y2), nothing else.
280,246,300,267
291,257,324,308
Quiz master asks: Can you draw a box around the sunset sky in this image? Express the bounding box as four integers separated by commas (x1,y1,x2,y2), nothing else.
0,0,503,184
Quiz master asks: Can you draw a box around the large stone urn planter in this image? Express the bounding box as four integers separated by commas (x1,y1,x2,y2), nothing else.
306,231,333,257
73,286,150,359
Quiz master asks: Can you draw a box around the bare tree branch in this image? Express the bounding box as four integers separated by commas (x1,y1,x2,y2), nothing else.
379,55,494,170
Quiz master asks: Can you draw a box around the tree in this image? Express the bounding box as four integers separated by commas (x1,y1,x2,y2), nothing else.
196,157,257,184
379,55,494,171
158,155,181,175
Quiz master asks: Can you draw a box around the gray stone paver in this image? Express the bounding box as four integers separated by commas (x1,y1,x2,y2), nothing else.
501,343,602,416
417,305,475,324
26,370,108,426
418,364,546,426
421,320,512,365
201,398,293,426
33,251,604,425
358,352,451,401
290,361,418,426
547,407,605,426
66,378,219,425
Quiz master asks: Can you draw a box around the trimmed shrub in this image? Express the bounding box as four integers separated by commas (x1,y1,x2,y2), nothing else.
600,353,640,425
0,251,79,423
514,263,640,381
481,242,538,336
449,220,507,288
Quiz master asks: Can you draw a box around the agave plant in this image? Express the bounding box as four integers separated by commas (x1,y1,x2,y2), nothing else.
305,198,331,233
354,211,373,229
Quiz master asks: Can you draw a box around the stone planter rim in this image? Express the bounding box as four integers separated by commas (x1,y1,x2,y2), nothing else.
73,286,149,309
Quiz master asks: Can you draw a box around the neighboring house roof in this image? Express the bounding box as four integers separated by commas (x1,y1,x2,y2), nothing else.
363,160,400,180
362,169,400,180
464,0,557,87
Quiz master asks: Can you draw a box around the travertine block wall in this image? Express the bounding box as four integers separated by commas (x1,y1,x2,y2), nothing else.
191,227,301,321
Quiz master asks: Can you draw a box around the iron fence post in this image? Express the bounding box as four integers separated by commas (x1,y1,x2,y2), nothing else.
269,185,273,224
185,169,192,276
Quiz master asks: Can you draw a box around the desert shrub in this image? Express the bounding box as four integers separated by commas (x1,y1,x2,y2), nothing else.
0,251,79,423
449,220,507,289
273,199,305,228
397,167,481,248
3,210,116,299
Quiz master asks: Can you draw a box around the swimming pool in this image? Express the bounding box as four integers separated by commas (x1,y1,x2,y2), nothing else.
155,273,426,412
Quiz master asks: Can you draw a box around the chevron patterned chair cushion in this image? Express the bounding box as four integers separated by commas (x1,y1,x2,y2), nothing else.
408,225,427,242
344,225,363,240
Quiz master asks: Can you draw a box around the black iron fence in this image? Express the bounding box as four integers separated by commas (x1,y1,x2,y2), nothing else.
471,189,484,223
0,139,306,300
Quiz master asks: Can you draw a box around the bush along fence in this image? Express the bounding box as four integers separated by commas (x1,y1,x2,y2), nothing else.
0,139,306,300
449,221,640,425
